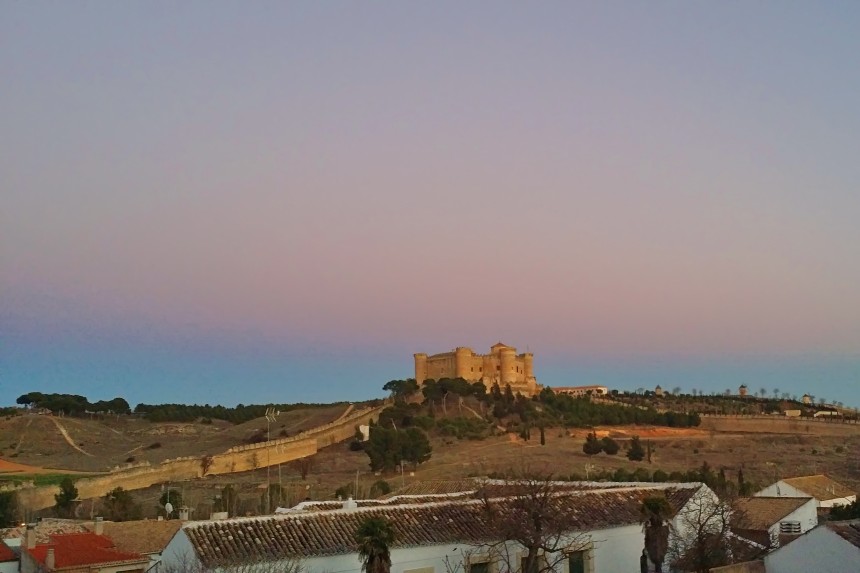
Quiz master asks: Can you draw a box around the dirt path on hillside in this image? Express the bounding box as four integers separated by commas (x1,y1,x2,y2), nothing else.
49,417,95,457
0,458,89,475
330,404,354,424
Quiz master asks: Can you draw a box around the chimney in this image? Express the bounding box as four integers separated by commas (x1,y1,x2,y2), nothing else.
94,516,104,535
46,548,55,570
178,507,190,521
342,496,358,510
26,523,36,549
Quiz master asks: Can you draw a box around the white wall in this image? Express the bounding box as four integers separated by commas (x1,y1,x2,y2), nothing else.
0,561,18,573
819,495,855,509
755,481,807,499
163,524,648,573
755,480,855,508
766,499,818,542
765,526,860,573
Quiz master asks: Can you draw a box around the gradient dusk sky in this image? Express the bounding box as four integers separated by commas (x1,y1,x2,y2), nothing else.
2,3,859,408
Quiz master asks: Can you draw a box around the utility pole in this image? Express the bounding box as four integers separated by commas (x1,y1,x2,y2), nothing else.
264,407,279,514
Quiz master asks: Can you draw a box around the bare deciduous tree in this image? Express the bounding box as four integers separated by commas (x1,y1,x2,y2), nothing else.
668,490,770,573
472,473,590,573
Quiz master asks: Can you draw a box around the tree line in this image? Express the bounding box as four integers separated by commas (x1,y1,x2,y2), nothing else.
13,391,342,424
16,392,130,415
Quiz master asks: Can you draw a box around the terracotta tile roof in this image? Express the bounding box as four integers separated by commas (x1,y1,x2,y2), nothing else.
0,541,16,563
27,532,149,570
781,475,855,501
827,521,860,548
733,497,814,530
1,519,88,543
184,484,702,566
82,520,183,555
287,493,475,513
388,479,481,496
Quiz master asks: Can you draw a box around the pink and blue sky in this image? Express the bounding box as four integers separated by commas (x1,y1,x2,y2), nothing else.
2,3,859,407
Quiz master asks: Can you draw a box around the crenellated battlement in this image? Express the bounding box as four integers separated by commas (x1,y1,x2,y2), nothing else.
414,342,539,396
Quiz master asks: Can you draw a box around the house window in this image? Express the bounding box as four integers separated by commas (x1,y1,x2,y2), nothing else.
469,562,490,573
780,521,801,534
568,551,586,573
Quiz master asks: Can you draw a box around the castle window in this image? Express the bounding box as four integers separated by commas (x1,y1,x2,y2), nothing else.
471,367,474,372
497,366,500,372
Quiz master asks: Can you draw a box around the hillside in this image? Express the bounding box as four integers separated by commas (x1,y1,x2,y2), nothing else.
0,404,350,473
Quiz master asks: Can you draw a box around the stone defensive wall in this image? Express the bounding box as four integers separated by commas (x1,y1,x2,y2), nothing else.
13,404,385,511
700,413,860,436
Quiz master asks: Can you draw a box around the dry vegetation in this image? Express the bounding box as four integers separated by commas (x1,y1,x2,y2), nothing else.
4,401,860,522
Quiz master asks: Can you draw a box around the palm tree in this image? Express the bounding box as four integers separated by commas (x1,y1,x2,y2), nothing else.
641,495,672,573
355,516,396,573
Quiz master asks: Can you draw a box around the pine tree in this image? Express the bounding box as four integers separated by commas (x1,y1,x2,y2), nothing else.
627,435,645,461
582,431,602,455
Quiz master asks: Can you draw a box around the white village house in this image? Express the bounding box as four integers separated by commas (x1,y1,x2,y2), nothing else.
763,520,860,573
731,497,818,548
754,475,856,509
161,481,717,573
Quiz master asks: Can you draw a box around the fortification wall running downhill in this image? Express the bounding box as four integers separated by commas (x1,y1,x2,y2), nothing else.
12,404,384,511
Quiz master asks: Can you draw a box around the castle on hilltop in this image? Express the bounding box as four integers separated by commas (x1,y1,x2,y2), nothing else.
414,342,540,396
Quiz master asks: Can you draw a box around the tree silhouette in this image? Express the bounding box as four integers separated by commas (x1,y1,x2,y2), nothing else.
642,495,672,573
355,516,395,573
54,477,78,518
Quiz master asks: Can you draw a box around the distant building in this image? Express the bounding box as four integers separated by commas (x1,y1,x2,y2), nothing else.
553,385,609,398
19,527,149,573
755,475,856,509
414,342,539,396
802,394,812,405
655,385,664,397
739,385,749,397
82,519,181,571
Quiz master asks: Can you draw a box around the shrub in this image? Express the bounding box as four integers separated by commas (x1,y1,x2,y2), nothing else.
652,469,669,482
601,436,620,455
125,456,135,463
582,432,602,456
627,436,645,461
147,442,162,449
370,480,392,497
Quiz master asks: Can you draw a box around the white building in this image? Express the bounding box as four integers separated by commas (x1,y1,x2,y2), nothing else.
552,386,609,398
764,521,860,573
162,482,715,573
754,475,856,509
732,497,818,547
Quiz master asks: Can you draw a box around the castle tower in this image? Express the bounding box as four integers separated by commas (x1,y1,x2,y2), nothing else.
482,354,493,385
500,346,517,386
414,353,428,386
454,347,472,379
523,353,534,379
